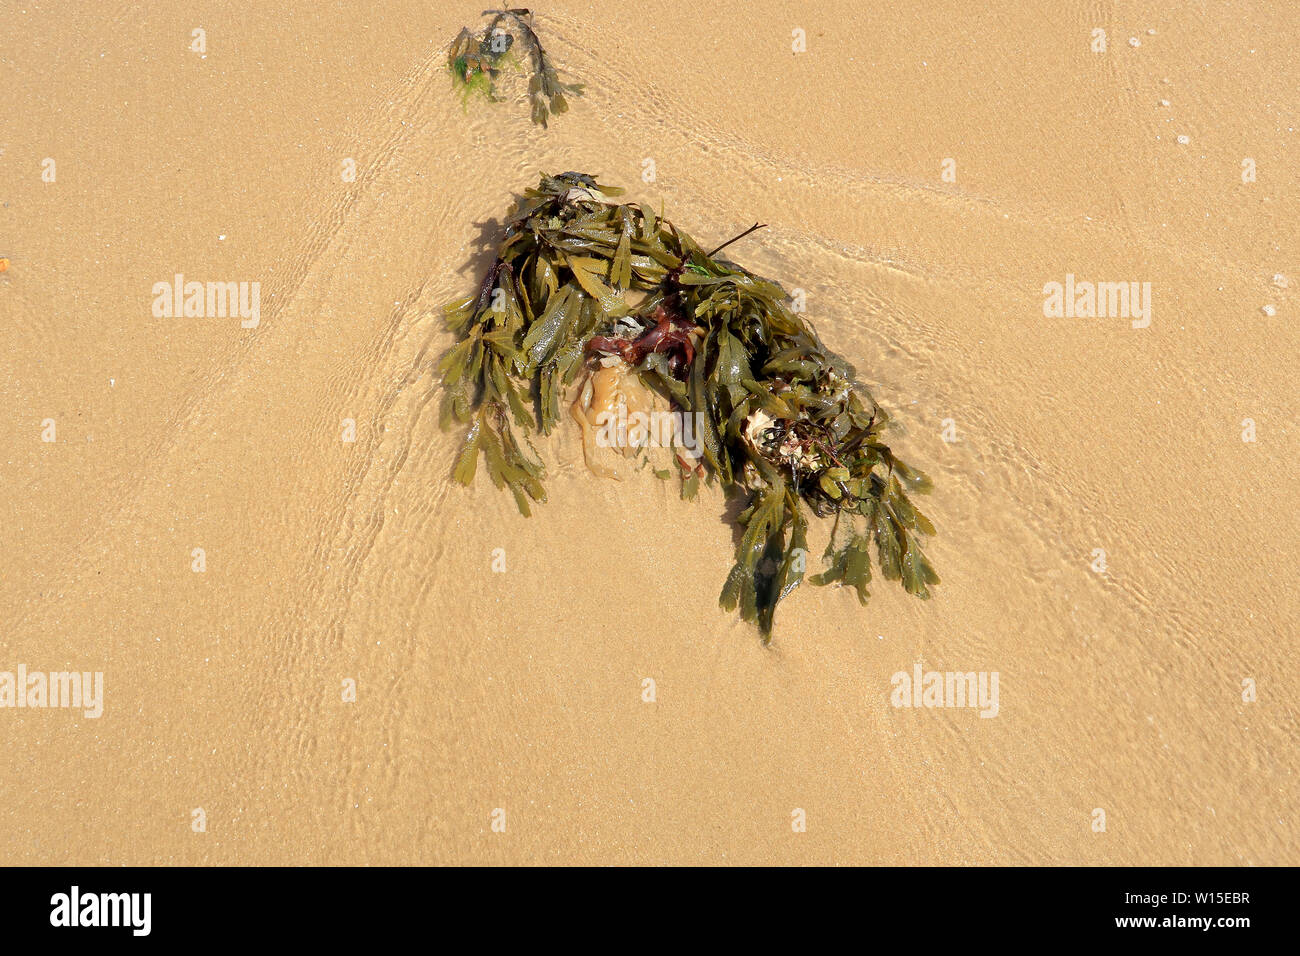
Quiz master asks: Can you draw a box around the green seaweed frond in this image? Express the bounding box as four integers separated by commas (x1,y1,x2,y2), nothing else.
446,10,582,127
438,172,939,641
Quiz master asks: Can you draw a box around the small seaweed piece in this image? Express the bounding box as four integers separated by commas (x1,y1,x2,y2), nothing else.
438,173,939,641
446,9,582,127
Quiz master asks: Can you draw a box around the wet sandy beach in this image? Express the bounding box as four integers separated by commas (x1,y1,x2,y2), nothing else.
1,1,1296,864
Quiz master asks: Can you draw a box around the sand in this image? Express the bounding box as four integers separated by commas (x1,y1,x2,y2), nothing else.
1,1,1296,865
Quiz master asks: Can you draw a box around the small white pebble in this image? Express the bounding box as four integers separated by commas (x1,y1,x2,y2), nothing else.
1159,99,1170,107
1272,273,1288,289
1177,134,1190,145
1147,28,1156,36
1261,304,1276,316
1129,37,1141,48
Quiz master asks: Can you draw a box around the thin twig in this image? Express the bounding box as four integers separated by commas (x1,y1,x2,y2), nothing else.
706,222,767,258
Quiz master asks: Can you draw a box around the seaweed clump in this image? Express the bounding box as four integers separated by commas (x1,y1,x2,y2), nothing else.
447,9,581,127
439,172,939,640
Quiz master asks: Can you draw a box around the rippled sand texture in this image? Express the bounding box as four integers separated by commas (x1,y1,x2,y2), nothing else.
2,2,1296,864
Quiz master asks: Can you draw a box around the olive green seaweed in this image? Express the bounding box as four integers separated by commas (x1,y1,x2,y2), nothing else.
439,172,939,641
447,8,582,127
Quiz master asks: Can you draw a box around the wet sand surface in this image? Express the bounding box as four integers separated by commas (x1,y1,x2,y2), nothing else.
1,1,1296,863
